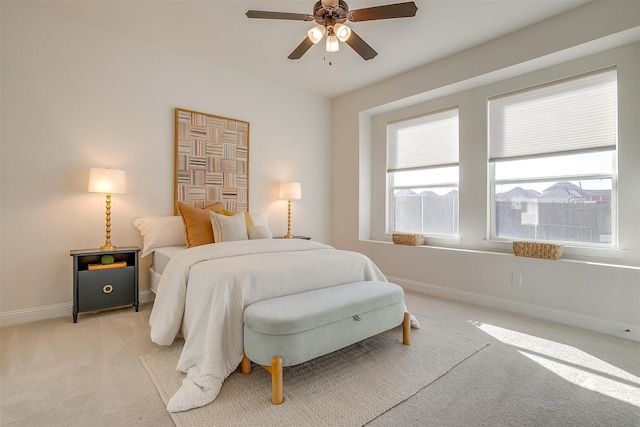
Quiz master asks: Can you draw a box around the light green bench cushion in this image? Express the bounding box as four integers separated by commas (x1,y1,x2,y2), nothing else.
243,281,405,366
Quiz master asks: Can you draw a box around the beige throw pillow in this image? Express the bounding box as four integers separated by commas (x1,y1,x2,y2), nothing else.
210,212,249,242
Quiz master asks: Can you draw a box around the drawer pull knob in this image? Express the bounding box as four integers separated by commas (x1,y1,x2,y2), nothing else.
103,284,114,294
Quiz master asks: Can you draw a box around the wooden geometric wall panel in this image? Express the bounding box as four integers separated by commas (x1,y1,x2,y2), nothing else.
174,108,250,213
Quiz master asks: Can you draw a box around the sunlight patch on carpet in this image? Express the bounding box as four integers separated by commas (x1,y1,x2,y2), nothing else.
476,323,640,408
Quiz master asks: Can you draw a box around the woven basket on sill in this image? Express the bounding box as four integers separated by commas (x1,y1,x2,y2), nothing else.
512,241,563,260
393,233,425,246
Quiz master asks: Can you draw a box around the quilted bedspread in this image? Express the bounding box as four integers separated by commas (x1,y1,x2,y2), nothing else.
149,239,390,412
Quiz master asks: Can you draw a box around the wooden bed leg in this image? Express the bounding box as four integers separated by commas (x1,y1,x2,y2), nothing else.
403,312,411,345
271,356,283,405
241,354,251,374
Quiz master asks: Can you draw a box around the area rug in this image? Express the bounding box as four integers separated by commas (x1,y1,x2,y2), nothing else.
140,324,489,427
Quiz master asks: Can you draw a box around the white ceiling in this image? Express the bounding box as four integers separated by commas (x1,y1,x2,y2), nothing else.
36,0,591,99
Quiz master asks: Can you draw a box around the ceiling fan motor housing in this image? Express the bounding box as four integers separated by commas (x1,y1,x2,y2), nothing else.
314,0,349,28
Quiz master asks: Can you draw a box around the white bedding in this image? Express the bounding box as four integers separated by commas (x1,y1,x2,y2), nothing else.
153,245,187,276
149,239,391,412
149,246,187,294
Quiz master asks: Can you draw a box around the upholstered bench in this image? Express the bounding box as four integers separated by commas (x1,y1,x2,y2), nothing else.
241,280,411,404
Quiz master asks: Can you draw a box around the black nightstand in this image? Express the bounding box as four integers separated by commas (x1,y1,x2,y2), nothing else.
70,246,140,323
275,236,311,240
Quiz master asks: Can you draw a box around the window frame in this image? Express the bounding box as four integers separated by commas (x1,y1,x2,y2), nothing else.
487,67,619,248
386,107,460,237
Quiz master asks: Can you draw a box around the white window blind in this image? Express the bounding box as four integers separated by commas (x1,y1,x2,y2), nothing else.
489,67,617,162
387,107,459,172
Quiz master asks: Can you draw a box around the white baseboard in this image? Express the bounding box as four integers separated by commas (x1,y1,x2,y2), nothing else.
388,276,640,342
139,290,155,303
0,290,156,327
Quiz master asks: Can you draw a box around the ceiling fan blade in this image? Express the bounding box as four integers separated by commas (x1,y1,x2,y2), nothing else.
345,30,378,60
288,37,315,60
348,1,418,22
246,10,314,21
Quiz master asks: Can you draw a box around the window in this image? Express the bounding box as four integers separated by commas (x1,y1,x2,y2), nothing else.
489,67,617,246
387,107,459,236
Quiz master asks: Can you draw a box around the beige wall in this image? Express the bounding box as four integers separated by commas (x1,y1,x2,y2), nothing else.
0,2,331,323
331,1,640,341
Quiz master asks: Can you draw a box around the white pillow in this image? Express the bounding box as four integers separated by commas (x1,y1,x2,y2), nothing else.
247,213,269,228
248,225,273,240
245,213,272,239
210,212,249,242
247,225,273,240
132,216,186,257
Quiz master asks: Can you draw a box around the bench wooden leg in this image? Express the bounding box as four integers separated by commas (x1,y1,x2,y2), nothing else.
259,356,283,405
270,356,283,405
241,354,251,374
403,312,411,345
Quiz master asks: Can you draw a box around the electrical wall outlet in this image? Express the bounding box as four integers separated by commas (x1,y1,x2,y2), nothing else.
511,273,523,286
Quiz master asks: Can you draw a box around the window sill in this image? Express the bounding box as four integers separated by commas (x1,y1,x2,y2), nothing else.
383,234,462,247
482,239,625,259
364,238,634,269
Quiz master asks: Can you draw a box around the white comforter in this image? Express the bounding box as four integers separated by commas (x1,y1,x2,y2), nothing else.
149,239,389,412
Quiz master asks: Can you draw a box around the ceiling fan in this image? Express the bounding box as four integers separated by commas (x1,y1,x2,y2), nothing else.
246,0,418,61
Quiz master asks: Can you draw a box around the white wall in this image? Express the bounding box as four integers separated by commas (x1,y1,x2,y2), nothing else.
331,1,640,340
0,2,331,323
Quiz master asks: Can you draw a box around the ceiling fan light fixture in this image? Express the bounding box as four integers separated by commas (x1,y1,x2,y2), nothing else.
326,34,339,52
247,1,418,61
307,25,326,44
334,23,352,42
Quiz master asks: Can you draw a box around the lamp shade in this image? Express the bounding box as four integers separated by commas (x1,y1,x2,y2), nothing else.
325,35,339,52
88,168,126,194
307,25,326,44
279,182,301,200
334,23,351,42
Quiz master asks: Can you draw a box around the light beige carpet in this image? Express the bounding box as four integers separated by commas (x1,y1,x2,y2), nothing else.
140,324,489,426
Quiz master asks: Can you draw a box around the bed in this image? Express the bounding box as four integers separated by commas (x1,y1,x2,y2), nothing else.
149,245,185,294
134,211,419,412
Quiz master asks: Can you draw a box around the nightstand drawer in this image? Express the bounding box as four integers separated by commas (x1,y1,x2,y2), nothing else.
77,266,135,311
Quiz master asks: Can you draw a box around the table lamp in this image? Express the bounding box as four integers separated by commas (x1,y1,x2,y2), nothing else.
88,168,126,250
279,182,301,238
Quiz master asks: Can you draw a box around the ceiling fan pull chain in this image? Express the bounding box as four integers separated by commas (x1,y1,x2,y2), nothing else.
323,51,333,66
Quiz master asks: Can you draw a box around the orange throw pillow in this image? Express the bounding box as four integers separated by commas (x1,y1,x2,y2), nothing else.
177,202,225,247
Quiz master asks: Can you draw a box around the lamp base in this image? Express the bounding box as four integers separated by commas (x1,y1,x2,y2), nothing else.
284,199,294,239
100,193,117,251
